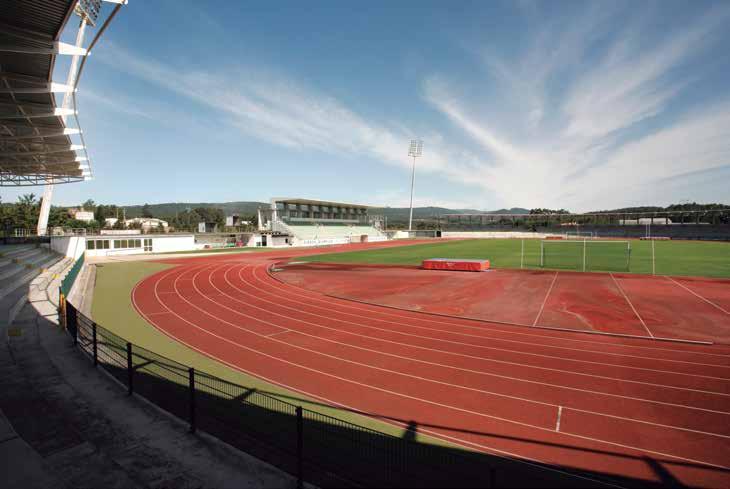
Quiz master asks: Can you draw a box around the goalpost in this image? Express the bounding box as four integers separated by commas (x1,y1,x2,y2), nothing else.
540,240,631,272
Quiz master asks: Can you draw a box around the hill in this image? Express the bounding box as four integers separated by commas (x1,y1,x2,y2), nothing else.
120,202,529,220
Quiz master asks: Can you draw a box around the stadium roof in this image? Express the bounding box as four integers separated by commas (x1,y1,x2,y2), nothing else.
0,0,89,186
271,197,371,209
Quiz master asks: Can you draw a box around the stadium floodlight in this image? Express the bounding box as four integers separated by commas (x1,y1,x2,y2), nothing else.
407,139,423,232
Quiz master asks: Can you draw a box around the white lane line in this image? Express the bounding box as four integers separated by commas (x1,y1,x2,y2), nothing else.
533,272,559,327
610,273,654,338
202,263,730,436
265,329,292,338
247,266,730,380
132,273,625,489
266,263,730,359
666,276,730,316
246,270,730,397
556,406,563,432
136,263,730,472
224,266,730,412
146,311,173,316
263,266,730,368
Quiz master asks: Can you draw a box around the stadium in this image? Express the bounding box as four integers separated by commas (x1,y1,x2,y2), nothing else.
2,2,730,489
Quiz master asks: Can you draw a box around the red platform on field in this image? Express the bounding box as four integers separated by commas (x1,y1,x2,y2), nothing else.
422,258,490,272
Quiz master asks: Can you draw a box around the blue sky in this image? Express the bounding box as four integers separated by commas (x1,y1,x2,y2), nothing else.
3,0,730,212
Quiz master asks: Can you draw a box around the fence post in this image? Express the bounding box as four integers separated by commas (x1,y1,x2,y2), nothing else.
92,322,97,366
188,368,196,433
296,406,303,489
126,342,133,395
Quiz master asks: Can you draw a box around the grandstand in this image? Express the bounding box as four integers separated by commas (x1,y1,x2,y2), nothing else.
258,198,387,246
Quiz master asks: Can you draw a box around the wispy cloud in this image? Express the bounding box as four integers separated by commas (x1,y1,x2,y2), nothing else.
425,3,730,210
96,44,486,191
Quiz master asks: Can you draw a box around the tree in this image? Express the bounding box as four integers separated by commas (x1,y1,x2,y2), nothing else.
82,199,96,211
142,203,153,218
113,217,126,230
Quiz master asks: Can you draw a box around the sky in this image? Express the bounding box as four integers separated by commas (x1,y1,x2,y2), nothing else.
3,0,730,212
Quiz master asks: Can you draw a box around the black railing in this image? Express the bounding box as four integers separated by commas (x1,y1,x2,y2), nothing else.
62,301,618,488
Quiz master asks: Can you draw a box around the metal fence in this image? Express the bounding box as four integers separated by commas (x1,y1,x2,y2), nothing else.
61,301,607,489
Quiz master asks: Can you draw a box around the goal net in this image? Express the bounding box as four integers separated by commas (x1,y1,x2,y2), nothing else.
540,240,631,272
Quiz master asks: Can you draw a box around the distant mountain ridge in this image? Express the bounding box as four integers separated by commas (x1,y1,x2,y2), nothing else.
120,201,530,220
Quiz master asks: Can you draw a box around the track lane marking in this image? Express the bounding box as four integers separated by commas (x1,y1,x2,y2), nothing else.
267,264,730,359
247,266,730,379
217,265,730,413
610,273,654,338
665,276,730,316
248,268,730,396
131,271,626,489
265,265,730,364
132,262,730,473
556,406,563,432
163,263,730,439
533,272,559,327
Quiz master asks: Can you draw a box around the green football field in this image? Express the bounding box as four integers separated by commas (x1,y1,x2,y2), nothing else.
304,238,730,278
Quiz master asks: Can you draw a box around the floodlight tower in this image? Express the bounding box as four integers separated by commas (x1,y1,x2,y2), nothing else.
407,139,423,232
37,0,103,236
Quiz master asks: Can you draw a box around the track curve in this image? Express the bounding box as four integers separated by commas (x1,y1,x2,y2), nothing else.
132,246,730,488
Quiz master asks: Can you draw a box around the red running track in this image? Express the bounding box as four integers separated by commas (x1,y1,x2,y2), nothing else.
132,245,730,488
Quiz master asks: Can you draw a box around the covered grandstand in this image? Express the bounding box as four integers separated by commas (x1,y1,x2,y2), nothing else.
258,197,387,246
1,0,124,235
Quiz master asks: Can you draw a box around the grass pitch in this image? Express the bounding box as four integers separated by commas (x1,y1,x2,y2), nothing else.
304,238,730,278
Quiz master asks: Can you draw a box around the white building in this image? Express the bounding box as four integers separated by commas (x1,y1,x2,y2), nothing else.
68,209,95,222
51,233,197,259
103,217,168,231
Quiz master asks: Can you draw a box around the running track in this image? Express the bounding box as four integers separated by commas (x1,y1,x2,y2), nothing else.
132,244,730,488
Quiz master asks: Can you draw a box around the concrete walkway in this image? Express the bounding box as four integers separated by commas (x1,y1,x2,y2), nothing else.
0,249,298,489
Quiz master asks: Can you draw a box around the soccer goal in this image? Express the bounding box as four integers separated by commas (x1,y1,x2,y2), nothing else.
564,231,596,240
540,240,631,272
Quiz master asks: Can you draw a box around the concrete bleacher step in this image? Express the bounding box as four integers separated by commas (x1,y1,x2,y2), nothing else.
0,245,35,258
0,248,41,267
0,254,63,302
0,249,49,282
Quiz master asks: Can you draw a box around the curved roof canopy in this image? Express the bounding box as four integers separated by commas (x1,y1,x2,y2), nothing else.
0,0,88,186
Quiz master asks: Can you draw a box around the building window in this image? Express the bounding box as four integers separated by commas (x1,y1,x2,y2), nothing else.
144,239,152,252
87,240,95,250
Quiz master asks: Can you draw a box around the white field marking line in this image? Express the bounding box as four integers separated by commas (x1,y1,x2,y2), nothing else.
249,266,730,380
556,406,563,432
263,265,730,364
223,264,730,437
131,277,626,489
222,265,730,413
145,263,730,472
665,276,730,316
228,266,730,434
248,269,730,399
146,311,174,316
265,329,292,338
275,267,730,359
610,273,654,338
256,277,730,396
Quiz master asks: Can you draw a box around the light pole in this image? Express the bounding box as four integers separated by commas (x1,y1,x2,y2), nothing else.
407,139,423,233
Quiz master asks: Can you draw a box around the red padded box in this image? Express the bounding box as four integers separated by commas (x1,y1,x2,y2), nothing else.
422,258,490,272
